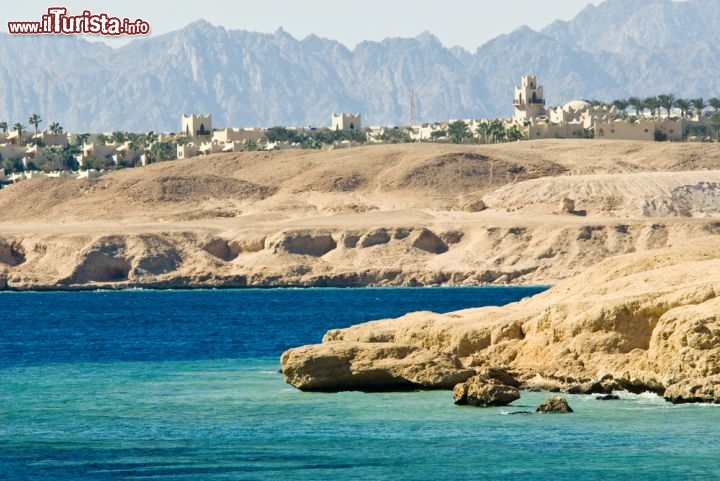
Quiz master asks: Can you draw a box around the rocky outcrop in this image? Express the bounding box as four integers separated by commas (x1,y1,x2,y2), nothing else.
463,199,487,213
536,396,574,413
560,197,575,213
280,236,720,403
359,229,391,248
0,239,25,266
203,238,240,261
410,228,448,254
281,342,475,392
453,375,520,407
270,232,337,257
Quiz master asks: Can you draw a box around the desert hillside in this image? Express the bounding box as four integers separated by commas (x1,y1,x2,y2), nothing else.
1,140,719,289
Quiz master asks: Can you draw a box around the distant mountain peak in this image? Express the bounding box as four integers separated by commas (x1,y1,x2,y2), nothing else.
415,30,441,46
0,0,718,132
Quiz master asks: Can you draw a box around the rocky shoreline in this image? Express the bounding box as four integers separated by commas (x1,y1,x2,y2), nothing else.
281,236,720,404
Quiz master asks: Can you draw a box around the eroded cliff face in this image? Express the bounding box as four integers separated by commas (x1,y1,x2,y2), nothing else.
281,237,720,403
1,220,718,290
2,142,720,290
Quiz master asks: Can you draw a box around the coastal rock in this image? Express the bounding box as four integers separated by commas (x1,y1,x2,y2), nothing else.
280,342,475,392
341,232,361,248
271,232,337,257
536,396,574,413
453,376,520,407
410,228,448,254
280,236,720,402
663,375,720,404
233,237,266,254
63,237,132,283
359,229,391,248
203,238,239,261
477,367,521,388
0,239,25,266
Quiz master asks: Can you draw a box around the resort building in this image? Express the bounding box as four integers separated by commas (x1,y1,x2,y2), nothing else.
331,113,361,131
510,75,684,141
181,114,212,142
594,118,683,141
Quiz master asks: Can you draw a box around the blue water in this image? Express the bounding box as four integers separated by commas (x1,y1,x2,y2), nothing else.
1,287,719,480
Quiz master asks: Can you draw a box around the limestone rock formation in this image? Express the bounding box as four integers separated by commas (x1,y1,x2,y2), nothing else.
453,375,520,407
463,199,487,213
4,142,720,291
281,236,720,403
560,197,575,213
280,342,475,392
270,232,337,257
536,396,574,413
410,228,448,254
359,229,391,248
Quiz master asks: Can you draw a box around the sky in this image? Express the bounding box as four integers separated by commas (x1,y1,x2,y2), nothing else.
5,0,602,50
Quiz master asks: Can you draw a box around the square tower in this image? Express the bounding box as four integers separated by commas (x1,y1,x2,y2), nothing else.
181,114,212,139
513,76,546,123
331,113,361,131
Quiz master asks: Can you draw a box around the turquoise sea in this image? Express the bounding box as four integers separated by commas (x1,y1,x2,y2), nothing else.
1,287,719,480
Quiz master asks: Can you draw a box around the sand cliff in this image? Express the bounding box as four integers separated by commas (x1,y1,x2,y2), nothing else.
2,140,720,290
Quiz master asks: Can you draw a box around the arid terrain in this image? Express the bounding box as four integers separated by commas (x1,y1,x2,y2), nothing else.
1,139,720,290
5,139,720,401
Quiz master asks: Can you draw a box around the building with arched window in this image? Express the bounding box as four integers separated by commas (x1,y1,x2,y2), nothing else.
331,113,361,131
181,114,212,140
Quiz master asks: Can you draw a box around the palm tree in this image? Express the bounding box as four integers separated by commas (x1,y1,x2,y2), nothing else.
111,131,127,143
612,99,629,117
74,133,90,146
709,111,720,142
0,121,7,141
505,125,523,142
674,98,691,119
708,97,720,112
657,94,675,118
447,120,469,144
487,119,506,144
645,96,660,118
28,113,42,140
691,98,706,121
144,131,158,148
48,122,63,145
41,146,64,171
475,121,490,144
628,97,645,117
13,122,25,143
126,133,142,167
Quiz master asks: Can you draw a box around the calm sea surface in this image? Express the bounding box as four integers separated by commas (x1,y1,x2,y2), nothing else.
1,287,719,480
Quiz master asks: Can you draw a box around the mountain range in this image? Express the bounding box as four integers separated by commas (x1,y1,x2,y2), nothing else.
2,0,720,132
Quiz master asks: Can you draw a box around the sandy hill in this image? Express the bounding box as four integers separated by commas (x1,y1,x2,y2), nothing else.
1,140,720,289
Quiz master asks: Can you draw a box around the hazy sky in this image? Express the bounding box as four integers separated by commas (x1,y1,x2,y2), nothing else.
6,0,602,50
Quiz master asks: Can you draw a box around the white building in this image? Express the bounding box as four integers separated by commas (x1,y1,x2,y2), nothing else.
331,113,361,131
181,113,212,140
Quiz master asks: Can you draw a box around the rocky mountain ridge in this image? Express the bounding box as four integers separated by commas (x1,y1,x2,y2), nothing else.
1,0,719,131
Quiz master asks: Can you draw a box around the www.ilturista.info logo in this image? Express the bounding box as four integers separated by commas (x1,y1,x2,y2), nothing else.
8,7,150,36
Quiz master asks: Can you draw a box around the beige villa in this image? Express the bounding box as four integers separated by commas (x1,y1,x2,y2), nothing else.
511,75,684,141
